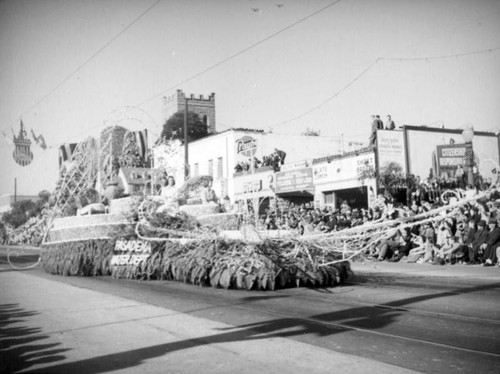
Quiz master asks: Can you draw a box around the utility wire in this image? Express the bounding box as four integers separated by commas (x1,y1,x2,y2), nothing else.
12,0,162,128
379,46,500,62
136,0,344,106
267,46,500,129
264,6,500,131
269,60,378,129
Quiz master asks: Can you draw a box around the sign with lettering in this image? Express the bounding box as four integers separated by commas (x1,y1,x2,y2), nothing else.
281,160,310,171
234,170,274,198
110,240,152,267
313,164,328,181
313,153,375,184
376,130,406,173
275,168,314,194
436,144,466,169
235,136,257,158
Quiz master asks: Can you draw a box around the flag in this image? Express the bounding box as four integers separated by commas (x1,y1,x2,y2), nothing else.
59,143,78,167
133,129,148,160
31,129,48,150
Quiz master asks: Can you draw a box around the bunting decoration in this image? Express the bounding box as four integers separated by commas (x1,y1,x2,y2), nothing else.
58,143,78,167
31,129,48,150
133,129,148,160
13,120,33,166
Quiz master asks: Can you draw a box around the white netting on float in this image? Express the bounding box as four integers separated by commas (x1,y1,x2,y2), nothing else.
133,188,493,267
53,137,99,214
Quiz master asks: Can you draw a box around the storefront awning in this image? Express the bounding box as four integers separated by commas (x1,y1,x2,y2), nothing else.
275,190,314,198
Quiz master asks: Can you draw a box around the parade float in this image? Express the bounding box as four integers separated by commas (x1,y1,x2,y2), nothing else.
37,123,352,290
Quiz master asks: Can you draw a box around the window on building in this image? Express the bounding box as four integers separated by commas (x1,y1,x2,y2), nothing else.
217,157,223,179
324,192,334,207
208,159,213,177
194,163,199,176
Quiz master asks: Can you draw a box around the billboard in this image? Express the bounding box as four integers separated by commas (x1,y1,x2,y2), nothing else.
275,168,314,194
313,152,375,184
404,126,499,182
233,170,275,198
435,143,467,178
376,130,406,173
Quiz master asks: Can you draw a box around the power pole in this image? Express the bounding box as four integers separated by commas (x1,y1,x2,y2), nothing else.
184,99,189,180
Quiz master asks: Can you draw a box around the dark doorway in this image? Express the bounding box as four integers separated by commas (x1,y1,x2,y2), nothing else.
334,186,368,209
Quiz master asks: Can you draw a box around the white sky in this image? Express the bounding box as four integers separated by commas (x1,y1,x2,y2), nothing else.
1,0,500,195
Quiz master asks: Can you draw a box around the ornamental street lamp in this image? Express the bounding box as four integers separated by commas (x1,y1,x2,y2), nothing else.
462,126,475,186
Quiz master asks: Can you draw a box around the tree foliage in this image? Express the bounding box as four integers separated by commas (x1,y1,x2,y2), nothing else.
119,132,146,168
378,162,417,198
2,199,38,228
160,111,208,143
301,127,321,136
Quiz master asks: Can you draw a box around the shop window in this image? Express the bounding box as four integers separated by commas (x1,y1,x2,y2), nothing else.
208,159,213,177
217,157,223,179
324,192,334,206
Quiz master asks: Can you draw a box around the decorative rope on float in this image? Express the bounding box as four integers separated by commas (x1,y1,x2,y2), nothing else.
119,188,493,271
310,191,489,266
135,218,217,242
0,248,42,270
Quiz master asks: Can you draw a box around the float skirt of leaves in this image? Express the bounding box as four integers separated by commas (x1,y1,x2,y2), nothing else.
41,238,351,290
118,239,352,290
41,239,115,276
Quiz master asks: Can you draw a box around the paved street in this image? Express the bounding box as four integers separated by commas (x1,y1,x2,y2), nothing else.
1,247,499,373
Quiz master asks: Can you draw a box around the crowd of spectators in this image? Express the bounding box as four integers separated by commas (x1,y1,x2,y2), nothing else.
256,181,500,267
234,148,286,173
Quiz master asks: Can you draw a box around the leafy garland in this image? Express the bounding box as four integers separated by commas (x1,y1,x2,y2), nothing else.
41,237,351,290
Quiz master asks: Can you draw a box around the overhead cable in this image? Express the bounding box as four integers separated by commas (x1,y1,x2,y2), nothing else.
136,0,344,106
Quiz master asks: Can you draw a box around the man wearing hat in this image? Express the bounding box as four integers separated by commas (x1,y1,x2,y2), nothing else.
468,220,489,264
480,217,500,266
490,185,500,200
455,218,476,262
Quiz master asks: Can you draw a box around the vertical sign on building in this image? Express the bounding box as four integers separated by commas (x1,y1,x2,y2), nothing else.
376,130,406,173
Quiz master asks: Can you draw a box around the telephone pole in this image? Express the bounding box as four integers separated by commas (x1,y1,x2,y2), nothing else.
184,98,189,180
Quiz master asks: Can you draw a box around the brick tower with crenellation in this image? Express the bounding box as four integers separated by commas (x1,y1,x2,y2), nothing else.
163,90,216,134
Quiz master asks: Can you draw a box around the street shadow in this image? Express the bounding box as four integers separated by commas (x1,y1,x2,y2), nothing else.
28,282,500,374
238,294,291,303
0,303,69,373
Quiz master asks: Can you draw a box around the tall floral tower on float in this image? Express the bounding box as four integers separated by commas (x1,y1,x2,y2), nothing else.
163,89,216,134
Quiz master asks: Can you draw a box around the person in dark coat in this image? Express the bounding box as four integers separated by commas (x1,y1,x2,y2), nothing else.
456,218,476,262
274,148,287,165
468,220,489,264
369,115,378,146
480,218,500,265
